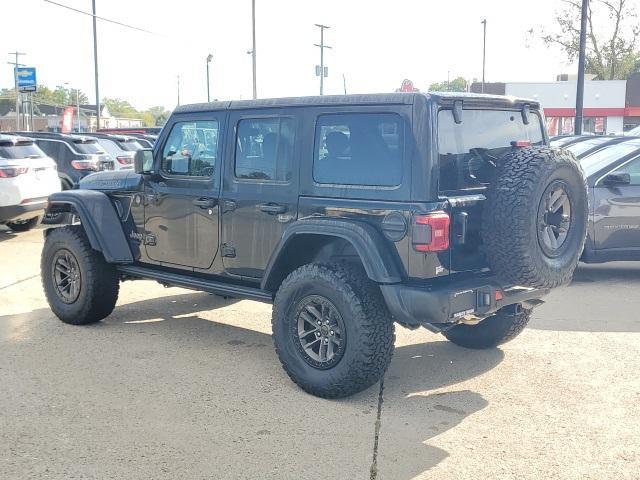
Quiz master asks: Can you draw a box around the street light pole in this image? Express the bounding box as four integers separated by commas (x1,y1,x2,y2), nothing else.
8,51,26,130
575,0,589,135
481,19,487,93
251,0,257,99
206,54,213,102
314,24,331,96
92,0,100,131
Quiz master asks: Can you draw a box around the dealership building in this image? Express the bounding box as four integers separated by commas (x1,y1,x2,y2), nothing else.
471,73,640,135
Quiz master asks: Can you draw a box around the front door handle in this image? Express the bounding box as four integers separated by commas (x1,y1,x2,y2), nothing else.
258,203,287,214
193,198,217,208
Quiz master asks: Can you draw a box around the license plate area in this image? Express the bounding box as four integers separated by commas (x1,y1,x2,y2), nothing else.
449,289,477,319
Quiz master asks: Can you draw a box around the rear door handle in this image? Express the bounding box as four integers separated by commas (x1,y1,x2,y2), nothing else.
258,203,287,214
193,198,217,208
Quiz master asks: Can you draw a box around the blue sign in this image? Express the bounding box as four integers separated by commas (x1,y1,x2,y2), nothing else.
15,67,37,92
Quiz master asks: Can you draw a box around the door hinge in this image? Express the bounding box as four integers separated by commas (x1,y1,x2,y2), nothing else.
221,243,236,258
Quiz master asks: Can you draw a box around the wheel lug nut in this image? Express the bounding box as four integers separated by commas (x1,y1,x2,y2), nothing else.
330,330,334,335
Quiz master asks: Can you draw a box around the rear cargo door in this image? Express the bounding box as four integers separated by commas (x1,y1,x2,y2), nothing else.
437,107,545,274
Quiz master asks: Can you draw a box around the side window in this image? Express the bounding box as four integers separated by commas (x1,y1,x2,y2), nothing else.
234,117,294,181
612,157,640,185
36,140,55,157
313,113,403,186
161,120,219,177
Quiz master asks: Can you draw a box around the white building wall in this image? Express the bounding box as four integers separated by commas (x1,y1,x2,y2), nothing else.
505,80,627,108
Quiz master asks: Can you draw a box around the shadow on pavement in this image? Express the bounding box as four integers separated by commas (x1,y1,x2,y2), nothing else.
530,262,640,332
377,341,500,478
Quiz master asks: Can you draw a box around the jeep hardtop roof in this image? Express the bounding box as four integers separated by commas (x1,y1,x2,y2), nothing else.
174,92,540,114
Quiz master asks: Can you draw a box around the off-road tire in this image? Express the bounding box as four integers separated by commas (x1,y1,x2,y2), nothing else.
482,146,588,288
7,217,40,232
442,306,531,349
41,225,119,325
272,263,395,399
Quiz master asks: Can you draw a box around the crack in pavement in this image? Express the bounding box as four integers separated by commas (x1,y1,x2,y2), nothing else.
0,274,40,290
369,377,385,480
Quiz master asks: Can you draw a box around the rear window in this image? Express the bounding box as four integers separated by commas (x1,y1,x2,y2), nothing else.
117,140,143,151
313,113,403,186
73,140,106,155
0,142,44,159
438,109,544,192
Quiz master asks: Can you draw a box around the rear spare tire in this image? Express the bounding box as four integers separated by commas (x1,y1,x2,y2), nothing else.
482,146,587,288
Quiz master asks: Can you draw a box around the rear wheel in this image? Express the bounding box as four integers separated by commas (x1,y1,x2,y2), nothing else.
272,263,395,398
41,225,119,325
7,217,40,232
442,306,531,350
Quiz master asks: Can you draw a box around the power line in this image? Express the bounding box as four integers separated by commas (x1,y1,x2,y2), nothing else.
43,0,162,36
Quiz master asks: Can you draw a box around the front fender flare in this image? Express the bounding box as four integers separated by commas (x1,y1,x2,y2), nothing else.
46,190,134,263
261,218,404,291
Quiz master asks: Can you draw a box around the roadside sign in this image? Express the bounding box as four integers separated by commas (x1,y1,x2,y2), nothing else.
15,67,37,93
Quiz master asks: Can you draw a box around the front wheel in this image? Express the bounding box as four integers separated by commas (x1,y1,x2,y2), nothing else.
441,305,531,350
272,263,395,399
41,225,120,325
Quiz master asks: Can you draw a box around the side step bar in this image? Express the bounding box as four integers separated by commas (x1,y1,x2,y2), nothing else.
117,265,273,302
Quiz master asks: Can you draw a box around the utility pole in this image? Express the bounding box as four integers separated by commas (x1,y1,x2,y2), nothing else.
92,0,100,131
206,54,213,102
342,73,347,95
251,0,257,99
8,51,26,130
481,19,487,93
314,24,331,96
177,75,181,106
447,70,450,91
575,0,589,135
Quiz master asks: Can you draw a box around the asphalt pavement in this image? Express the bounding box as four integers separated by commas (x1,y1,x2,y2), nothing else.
1,225,639,479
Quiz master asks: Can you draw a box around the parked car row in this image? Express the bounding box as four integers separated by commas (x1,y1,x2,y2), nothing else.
551,134,640,262
0,131,156,231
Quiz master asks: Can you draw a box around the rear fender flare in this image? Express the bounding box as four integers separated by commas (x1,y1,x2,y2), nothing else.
261,218,404,291
45,190,134,263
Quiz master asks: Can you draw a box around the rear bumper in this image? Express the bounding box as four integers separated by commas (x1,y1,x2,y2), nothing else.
0,199,47,223
380,276,548,331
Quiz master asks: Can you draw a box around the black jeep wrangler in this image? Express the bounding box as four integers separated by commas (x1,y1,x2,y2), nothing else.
41,93,588,398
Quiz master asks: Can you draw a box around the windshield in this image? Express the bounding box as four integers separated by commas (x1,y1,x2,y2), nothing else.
73,140,106,155
438,109,544,192
117,140,143,151
580,142,640,176
565,137,612,156
0,142,44,159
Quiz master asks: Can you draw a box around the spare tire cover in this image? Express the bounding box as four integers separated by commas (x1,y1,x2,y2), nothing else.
481,146,588,289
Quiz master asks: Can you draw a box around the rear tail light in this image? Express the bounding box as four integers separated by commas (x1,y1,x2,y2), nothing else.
0,166,29,178
412,212,450,252
71,159,100,171
512,140,531,148
116,155,133,165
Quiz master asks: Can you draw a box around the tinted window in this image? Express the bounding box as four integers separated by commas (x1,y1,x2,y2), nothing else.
161,120,219,177
438,109,544,192
96,138,121,157
610,156,640,185
313,113,403,186
581,142,640,177
0,142,44,159
73,140,105,154
117,140,143,151
235,117,294,181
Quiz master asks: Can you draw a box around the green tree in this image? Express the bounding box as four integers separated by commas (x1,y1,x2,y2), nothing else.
428,77,468,92
102,97,139,119
146,105,171,126
541,0,640,80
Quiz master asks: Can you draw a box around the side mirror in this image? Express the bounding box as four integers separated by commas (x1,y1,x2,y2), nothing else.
602,172,631,186
134,148,154,174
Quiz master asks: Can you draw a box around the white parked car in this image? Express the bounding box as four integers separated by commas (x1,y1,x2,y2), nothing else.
0,134,61,232
89,134,143,171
